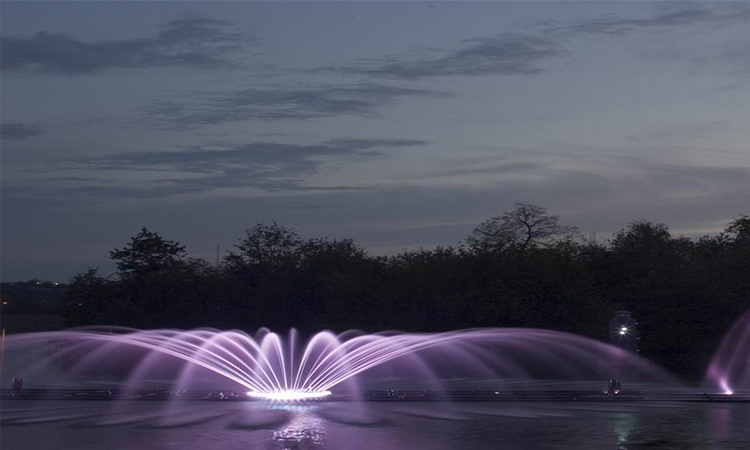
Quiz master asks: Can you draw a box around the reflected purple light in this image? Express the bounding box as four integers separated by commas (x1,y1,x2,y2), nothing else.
247,390,331,401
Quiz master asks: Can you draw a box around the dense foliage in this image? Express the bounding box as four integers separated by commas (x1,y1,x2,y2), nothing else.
60,204,749,379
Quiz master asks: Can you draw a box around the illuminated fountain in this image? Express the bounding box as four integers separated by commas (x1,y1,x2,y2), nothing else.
3,327,675,400
705,309,750,395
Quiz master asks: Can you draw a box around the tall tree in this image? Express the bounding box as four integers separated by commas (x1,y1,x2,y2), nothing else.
726,214,750,242
225,222,303,269
110,227,187,277
467,202,578,252
63,268,112,326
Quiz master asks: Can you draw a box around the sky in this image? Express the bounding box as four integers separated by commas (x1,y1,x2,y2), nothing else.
2,1,749,282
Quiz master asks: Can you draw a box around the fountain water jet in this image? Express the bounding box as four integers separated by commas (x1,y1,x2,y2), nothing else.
3,327,676,400
705,309,750,394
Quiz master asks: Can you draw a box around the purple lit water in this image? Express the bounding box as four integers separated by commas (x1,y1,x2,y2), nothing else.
3,401,750,449
706,310,750,395
5,326,748,448
2,327,676,396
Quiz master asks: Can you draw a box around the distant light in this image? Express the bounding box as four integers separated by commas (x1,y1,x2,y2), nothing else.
619,326,628,336
246,390,331,401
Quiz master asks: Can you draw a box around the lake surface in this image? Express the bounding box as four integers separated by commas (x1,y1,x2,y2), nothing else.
2,400,749,449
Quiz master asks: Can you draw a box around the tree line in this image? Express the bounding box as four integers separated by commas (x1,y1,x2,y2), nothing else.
63,203,750,379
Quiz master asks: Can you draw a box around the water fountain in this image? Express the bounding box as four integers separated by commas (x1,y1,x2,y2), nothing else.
705,309,750,395
3,327,675,401
8,326,745,450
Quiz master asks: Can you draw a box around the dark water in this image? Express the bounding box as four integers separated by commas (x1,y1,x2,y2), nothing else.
2,401,749,449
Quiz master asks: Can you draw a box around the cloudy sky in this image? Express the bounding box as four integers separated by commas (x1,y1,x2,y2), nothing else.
2,1,749,281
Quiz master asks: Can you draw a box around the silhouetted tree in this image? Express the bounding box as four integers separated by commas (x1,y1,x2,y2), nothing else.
110,227,187,277
467,202,578,252
58,212,750,381
295,238,380,330
102,228,207,327
226,222,302,269
64,268,112,327
727,214,750,242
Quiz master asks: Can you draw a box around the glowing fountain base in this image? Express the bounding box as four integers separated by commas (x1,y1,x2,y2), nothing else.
246,390,332,401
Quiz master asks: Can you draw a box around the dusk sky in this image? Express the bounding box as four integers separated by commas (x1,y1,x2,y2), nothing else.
2,1,749,282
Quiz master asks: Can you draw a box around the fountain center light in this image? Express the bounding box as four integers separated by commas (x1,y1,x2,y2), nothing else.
246,390,332,401
719,379,734,395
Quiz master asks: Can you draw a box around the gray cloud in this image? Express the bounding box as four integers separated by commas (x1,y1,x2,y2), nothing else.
143,83,448,127
48,138,428,197
541,5,750,37
624,121,733,143
321,5,749,82
427,161,541,179
4,155,749,281
321,33,560,80
537,4,750,81
79,138,426,171
1,123,44,141
1,16,247,75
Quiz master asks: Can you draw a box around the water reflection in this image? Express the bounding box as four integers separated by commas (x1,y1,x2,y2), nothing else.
707,405,733,449
268,406,326,449
614,413,637,450
3,402,750,450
